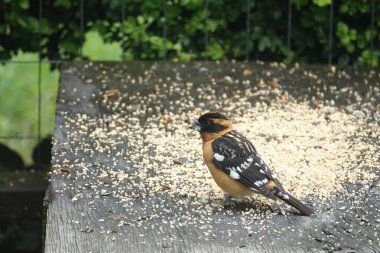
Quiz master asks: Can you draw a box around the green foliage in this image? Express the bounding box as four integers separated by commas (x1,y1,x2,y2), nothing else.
337,22,357,53
0,52,59,162
0,52,58,137
82,31,123,60
0,30,124,162
0,0,379,64
313,0,331,7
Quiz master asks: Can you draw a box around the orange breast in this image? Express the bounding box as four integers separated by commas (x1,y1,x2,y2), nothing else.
203,141,251,198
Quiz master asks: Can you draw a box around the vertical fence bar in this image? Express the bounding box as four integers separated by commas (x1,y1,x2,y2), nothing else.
79,0,84,58
287,0,292,51
163,0,167,60
245,0,251,61
204,0,209,60
0,0,3,123
121,0,126,61
0,0,5,31
0,0,5,125
369,0,376,66
328,1,334,65
37,0,43,166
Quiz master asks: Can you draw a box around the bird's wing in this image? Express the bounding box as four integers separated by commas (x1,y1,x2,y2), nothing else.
212,130,282,196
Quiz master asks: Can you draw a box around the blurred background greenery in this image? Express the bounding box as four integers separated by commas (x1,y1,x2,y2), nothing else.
1,0,379,64
0,0,379,252
0,30,123,164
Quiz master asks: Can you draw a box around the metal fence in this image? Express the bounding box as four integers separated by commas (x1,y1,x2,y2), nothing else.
0,0,378,166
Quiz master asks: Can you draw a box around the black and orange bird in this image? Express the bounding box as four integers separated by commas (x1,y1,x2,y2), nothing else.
191,112,314,216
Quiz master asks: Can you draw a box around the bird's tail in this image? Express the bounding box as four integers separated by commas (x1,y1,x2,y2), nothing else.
274,188,314,216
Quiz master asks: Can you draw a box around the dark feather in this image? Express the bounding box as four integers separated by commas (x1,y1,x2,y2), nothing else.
212,130,314,215
212,130,281,196
273,188,314,216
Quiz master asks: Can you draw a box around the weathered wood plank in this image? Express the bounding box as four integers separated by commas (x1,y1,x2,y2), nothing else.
45,62,380,253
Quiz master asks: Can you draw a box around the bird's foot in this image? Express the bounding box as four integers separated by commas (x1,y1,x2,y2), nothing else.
223,194,237,208
271,202,287,216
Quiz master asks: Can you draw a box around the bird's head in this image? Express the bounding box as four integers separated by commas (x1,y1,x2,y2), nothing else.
190,112,233,141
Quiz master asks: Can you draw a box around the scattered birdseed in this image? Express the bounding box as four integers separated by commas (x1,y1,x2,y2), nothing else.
48,62,380,251
54,88,378,221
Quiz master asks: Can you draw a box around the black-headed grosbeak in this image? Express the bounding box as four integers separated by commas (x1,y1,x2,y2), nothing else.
191,112,314,216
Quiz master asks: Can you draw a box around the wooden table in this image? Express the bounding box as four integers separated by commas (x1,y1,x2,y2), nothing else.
44,62,380,253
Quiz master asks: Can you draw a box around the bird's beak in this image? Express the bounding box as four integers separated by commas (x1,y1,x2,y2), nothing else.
190,118,201,132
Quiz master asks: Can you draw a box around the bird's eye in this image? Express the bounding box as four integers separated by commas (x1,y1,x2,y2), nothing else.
205,120,212,126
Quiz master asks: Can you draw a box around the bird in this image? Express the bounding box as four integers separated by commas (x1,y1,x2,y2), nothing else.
190,112,314,216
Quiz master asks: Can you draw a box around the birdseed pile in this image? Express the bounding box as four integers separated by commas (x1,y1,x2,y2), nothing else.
59,97,378,202
49,62,380,251
130,101,379,201
53,63,379,211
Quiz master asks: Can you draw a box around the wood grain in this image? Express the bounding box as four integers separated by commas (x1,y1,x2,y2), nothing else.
44,62,380,253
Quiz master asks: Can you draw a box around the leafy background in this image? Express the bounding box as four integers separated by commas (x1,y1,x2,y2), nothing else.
0,0,379,162
1,0,379,64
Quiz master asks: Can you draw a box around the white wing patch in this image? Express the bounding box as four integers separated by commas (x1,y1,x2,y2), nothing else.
277,191,289,200
254,178,269,187
235,156,255,173
213,153,225,161
221,156,256,177
229,170,240,179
